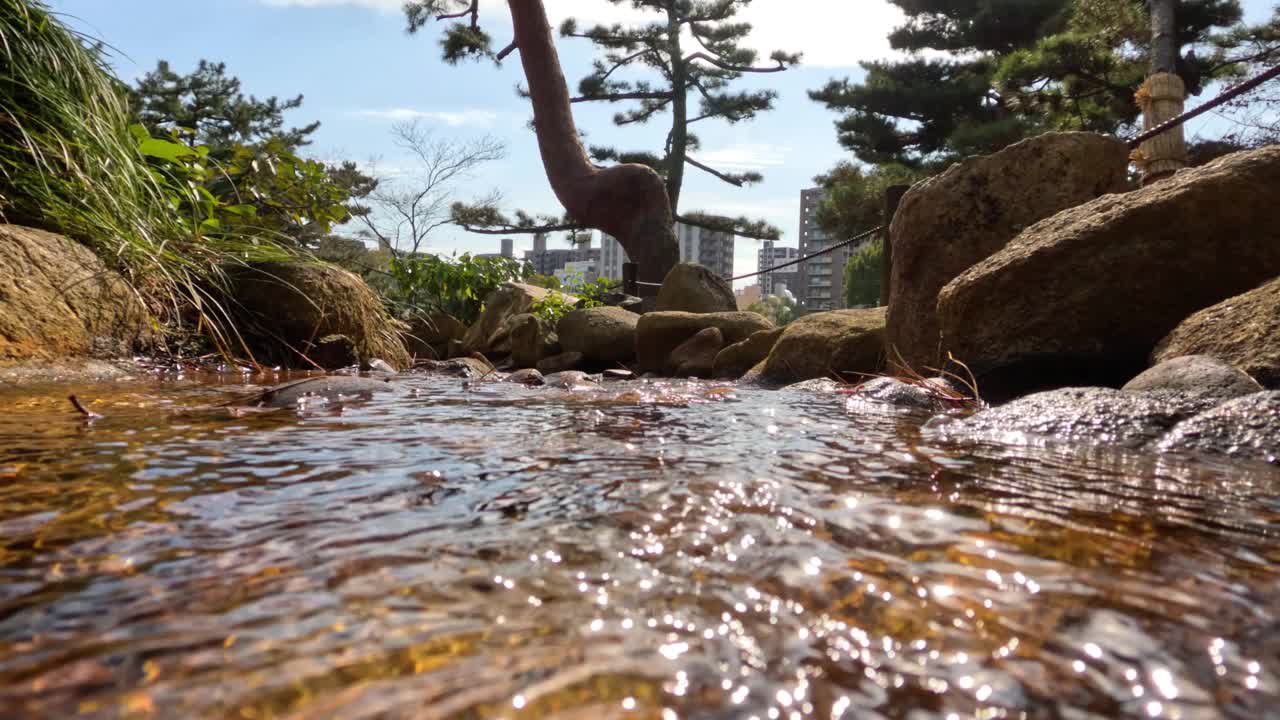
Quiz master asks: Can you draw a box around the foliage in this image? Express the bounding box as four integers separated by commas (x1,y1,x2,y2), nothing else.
574,276,620,306
132,59,377,248
748,295,798,327
809,0,1247,169
843,239,884,308
530,290,577,326
383,252,526,324
524,274,562,290
0,0,293,351
811,163,923,240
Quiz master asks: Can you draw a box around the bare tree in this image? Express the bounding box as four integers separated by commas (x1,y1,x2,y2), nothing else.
354,119,505,257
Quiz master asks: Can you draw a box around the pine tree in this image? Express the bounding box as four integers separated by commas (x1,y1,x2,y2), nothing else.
557,0,799,237
809,0,1245,169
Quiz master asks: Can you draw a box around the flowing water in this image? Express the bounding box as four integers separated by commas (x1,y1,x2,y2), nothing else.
1,372,1278,719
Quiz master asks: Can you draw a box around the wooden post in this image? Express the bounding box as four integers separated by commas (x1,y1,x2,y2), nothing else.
880,185,909,307
623,262,639,297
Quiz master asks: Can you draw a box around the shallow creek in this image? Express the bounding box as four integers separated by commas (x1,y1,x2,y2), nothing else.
0,372,1277,719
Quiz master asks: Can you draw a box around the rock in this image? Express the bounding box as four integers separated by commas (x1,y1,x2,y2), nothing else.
463,283,575,356
580,292,643,314
604,368,635,380
417,356,495,378
247,375,393,409
0,224,154,360
1123,355,1263,406
505,368,545,386
537,351,584,375
405,312,466,360
1154,391,1280,465
507,313,559,369
668,327,723,377
656,263,736,313
938,145,1280,397
1152,276,1280,389
944,387,1205,450
713,328,784,380
779,378,843,394
543,371,602,390
887,133,1129,371
846,376,945,411
226,260,410,370
636,312,774,374
363,358,398,374
762,308,886,384
557,306,639,365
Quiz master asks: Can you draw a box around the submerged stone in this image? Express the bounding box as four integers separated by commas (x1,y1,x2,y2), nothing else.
1154,391,1280,465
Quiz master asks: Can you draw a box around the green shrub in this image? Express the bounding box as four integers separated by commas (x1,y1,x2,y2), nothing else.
385,252,526,324
843,239,883,308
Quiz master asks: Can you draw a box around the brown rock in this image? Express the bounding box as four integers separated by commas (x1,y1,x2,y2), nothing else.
557,306,639,365
1152,276,1280,389
636,311,774,373
227,260,410,370
462,283,575,356
938,145,1280,396
507,313,558,369
887,132,1129,370
656,263,736,313
668,326,723,377
712,328,784,379
405,312,465,360
762,308,886,384
0,225,154,360
537,351,584,374
1123,354,1262,403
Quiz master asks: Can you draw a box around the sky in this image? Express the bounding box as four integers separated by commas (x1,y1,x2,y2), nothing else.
49,0,1276,282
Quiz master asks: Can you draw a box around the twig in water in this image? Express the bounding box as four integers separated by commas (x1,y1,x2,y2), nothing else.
68,395,104,419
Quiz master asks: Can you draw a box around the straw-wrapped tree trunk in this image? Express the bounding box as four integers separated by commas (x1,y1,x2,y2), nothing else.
1138,0,1188,183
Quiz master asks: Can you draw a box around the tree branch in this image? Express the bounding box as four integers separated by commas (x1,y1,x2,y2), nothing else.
457,221,585,235
685,155,747,186
682,51,788,74
571,90,673,103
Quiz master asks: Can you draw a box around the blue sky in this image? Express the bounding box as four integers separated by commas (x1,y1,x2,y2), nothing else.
50,0,1276,280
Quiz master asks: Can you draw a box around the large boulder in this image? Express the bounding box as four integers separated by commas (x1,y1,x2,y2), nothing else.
557,306,639,366
656,263,736,313
227,260,409,370
761,308,887,384
886,133,1129,371
668,327,723,377
636,311,774,373
1152,276,1280,389
0,225,153,359
938,145,1280,396
1155,391,1280,465
462,283,574,356
713,327,784,380
404,312,465,361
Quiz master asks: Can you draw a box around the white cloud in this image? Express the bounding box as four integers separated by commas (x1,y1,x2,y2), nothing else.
352,108,500,126
693,143,792,171
260,0,905,67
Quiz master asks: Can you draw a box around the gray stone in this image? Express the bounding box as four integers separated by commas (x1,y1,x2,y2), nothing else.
543,371,603,390
1154,391,1280,465
505,368,545,386
846,376,944,410
656,263,736,313
938,145,1280,396
417,357,495,378
1123,355,1263,405
463,283,576,356
946,387,1206,449
668,326,723,377
507,313,559,369
887,133,1130,371
247,375,394,409
779,378,844,394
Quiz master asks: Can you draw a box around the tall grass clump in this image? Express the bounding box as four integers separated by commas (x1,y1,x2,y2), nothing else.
0,0,291,350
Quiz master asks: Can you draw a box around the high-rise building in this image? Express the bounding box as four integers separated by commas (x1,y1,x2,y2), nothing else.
599,222,736,282
796,187,869,310
525,233,600,276
477,237,517,261
757,240,800,298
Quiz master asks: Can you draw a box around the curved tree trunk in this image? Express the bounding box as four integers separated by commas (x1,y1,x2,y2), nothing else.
507,0,679,291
